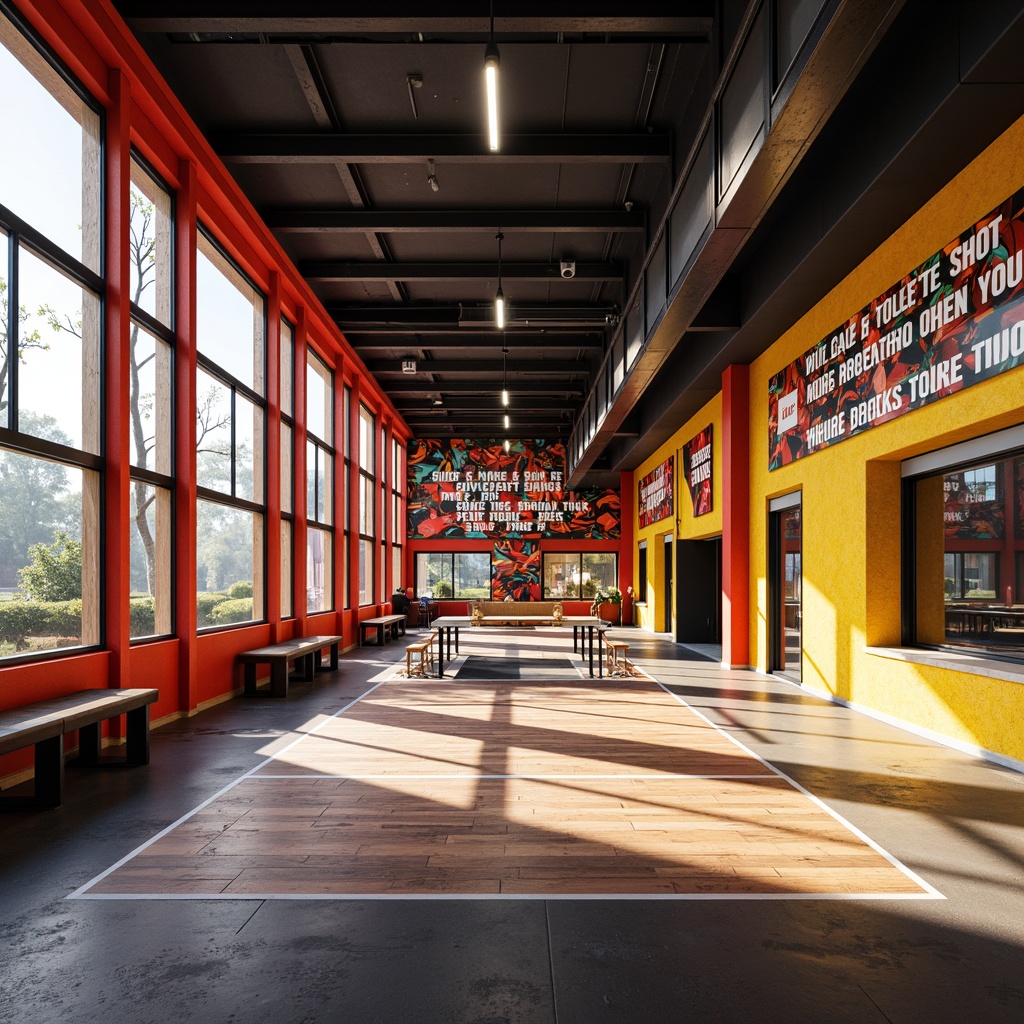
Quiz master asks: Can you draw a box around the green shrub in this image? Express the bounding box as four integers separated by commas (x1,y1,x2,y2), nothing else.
195,591,228,627
433,580,453,598
227,580,253,599
129,596,156,637
208,597,253,626
0,598,82,650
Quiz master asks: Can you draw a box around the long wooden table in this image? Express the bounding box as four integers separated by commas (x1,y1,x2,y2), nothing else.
429,615,608,678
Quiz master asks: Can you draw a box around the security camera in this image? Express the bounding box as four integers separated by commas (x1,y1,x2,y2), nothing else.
559,260,576,279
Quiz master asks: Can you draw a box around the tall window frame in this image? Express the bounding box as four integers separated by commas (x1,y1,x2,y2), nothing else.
194,225,266,629
0,11,103,660
127,153,175,640
357,403,375,606
305,349,334,613
279,316,294,619
391,434,404,591
903,425,1024,664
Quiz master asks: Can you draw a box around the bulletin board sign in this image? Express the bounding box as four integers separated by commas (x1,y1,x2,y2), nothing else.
682,425,713,517
638,457,673,528
769,189,1024,470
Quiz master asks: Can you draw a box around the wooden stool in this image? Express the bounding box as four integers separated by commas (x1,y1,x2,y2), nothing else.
405,631,437,677
603,634,630,675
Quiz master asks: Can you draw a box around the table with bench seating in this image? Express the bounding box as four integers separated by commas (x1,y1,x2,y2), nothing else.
237,634,343,697
0,688,158,809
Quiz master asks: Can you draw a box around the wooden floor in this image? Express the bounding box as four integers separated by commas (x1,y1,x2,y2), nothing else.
84,675,933,898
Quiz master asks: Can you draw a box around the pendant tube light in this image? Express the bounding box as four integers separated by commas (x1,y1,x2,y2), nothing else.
501,340,509,406
484,3,500,151
494,230,505,330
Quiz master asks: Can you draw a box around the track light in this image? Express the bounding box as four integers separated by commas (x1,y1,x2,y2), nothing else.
427,158,439,193
484,41,500,152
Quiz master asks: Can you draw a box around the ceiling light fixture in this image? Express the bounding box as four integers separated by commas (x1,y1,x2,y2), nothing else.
484,4,500,151
501,340,509,406
427,158,439,193
504,413,510,429
494,230,505,329
504,438,510,453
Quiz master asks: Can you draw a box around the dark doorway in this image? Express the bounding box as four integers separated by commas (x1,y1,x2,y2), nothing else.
769,497,802,681
676,537,722,643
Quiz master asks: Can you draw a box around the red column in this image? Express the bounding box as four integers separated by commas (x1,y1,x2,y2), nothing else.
174,159,199,711
104,69,131,692
265,273,282,638
722,364,750,668
293,308,309,638
619,470,634,626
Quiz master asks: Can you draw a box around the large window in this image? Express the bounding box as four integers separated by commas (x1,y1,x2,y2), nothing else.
128,157,174,639
906,430,1024,661
542,553,617,599
415,552,490,600
0,15,102,659
392,435,404,589
279,317,294,618
306,351,333,613
195,229,265,628
358,404,374,605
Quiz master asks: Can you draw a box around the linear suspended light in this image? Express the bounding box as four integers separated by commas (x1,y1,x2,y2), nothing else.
494,230,505,329
501,386,509,406
494,285,505,329
501,341,509,405
504,413,510,429
484,41,500,152
504,438,510,453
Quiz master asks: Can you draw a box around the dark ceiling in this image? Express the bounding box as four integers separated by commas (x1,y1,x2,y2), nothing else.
112,1,1024,488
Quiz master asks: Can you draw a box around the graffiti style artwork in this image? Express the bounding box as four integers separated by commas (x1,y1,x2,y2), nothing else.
491,540,541,601
407,438,620,540
638,458,673,528
682,426,713,517
769,188,1024,470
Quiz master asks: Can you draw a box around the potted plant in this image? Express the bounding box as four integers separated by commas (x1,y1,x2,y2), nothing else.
590,586,623,625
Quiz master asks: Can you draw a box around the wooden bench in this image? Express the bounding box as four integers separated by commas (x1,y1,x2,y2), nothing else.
238,634,343,697
0,688,158,809
358,614,407,647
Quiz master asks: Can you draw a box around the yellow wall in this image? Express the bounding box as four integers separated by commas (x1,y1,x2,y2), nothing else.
634,395,723,631
748,113,1024,763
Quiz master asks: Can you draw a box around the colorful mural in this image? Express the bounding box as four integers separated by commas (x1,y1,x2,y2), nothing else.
407,439,620,540
491,540,541,600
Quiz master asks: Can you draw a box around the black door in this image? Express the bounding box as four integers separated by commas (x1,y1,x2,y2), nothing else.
675,537,722,643
769,501,802,681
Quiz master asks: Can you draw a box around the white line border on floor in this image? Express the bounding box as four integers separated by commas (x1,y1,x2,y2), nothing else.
67,670,945,902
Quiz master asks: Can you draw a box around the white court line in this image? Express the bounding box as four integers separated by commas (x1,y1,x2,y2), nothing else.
652,678,944,900
68,668,944,901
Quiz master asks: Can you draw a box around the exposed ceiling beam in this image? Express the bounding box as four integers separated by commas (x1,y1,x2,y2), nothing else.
396,396,581,412
114,6,714,35
215,133,670,164
264,208,645,233
368,359,590,375
303,261,622,283
389,381,585,395
346,332,603,349
331,305,616,331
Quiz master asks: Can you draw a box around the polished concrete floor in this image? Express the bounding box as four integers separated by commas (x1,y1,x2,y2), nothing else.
1,630,1023,1023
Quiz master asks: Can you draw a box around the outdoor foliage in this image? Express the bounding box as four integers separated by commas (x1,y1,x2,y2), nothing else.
17,531,82,602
